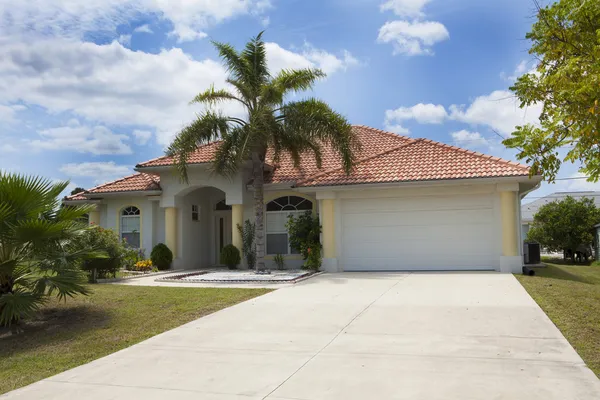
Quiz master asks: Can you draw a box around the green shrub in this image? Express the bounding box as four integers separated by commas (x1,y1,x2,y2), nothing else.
78,226,127,281
273,254,285,270
220,244,241,270
150,243,173,271
286,211,321,260
304,245,322,271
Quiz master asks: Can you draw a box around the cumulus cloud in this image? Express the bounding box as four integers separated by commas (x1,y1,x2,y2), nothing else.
383,103,447,134
30,121,132,155
378,0,448,56
0,0,271,43
133,24,153,34
133,129,152,145
383,89,542,138
60,161,132,184
378,20,449,56
380,0,431,17
450,130,490,150
0,104,26,123
0,38,355,147
265,42,360,76
449,90,542,136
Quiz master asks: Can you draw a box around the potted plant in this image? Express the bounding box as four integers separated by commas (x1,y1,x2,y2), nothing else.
220,244,241,270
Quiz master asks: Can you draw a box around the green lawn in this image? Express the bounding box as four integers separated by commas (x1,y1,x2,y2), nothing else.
0,285,272,395
516,262,600,377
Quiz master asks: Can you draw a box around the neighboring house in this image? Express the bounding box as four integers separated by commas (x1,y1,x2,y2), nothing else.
64,125,541,273
521,191,600,241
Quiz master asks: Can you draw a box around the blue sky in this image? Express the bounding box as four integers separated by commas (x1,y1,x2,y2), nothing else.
0,0,594,201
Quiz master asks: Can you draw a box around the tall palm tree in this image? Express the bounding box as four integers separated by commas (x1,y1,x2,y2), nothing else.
167,32,359,272
0,173,98,328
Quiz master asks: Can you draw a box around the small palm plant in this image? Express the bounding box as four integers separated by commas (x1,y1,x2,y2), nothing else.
0,173,101,328
167,31,359,272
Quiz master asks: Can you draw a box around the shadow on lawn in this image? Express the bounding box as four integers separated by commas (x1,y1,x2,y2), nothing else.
0,304,111,357
535,264,595,285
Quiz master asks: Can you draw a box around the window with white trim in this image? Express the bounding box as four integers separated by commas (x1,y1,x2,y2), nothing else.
266,196,312,255
120,206,140,248
192,205,199,221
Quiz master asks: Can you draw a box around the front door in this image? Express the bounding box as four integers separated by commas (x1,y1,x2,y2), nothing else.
214,213,232,265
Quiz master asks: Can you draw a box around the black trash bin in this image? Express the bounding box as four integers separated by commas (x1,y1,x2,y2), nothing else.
523,242,541,265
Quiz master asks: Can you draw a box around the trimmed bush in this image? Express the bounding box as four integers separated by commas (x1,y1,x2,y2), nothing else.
78,226,127,282
220,244,241,270
150,243,173,271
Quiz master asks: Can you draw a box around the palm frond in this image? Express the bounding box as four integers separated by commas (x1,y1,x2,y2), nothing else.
166,112,232,182
280,98,359,174
0,289,46,326
241,31,269,97
211,40,250,84
33,270,90,301
191,85,248,107
262,68,325,106
211,126,252,177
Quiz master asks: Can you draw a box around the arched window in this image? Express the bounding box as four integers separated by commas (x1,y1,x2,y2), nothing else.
266,196,313,255
120,206,141,248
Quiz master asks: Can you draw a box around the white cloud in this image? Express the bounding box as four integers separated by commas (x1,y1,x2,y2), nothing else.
133,24,153,34
449,90,542,136
265,42,360,76
0,0,271,43
383,122,411,135
450,130,490,150
60,161,132,184
386,103,447,124
30,123,132,155
133,129,152,145
117,34,132,46
1,38,355,147
0,104,26,123
0,144,17,153
377,20,449,56
384,103,447,134
501,60,534,82
380,0,431,17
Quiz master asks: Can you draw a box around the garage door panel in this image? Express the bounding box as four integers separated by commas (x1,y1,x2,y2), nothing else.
343,224,493,244
340,194,497,271
341,194,492,214
342,209,492,228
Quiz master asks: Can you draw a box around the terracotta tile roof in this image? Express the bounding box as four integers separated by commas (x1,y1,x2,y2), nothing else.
296,138,530,187
130,124,530,189
136,141,221,168
64,173,160,200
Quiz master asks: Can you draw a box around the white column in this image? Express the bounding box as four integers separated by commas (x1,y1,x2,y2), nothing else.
498,183,522,273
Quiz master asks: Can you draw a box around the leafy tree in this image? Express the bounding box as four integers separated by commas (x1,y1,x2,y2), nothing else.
70,187,86,196
166,32,359,272
503,0,600,182
0,174,102,328
527,196,600,260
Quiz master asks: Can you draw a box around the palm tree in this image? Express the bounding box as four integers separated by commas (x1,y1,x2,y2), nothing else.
0,173,98,328
167,32,359,272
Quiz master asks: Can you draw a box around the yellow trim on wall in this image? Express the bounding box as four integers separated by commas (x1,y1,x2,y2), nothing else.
165,207,178,258
500,191,518,256
321,198,336,258
116,204,143,250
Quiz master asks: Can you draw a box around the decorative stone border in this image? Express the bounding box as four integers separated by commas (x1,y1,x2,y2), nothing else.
156,270,321,284
96,269,182,283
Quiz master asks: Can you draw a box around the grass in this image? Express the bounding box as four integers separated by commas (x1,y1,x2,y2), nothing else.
0,285,272,395
516,262,600,377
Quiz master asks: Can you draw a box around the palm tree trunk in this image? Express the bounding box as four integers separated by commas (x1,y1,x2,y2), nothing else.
252,151,266,272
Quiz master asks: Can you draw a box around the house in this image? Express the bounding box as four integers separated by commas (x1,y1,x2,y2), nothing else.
521,191,600,241
64,125,541,273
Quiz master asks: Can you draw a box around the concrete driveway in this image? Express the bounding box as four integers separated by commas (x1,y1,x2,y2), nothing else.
4,272,600,399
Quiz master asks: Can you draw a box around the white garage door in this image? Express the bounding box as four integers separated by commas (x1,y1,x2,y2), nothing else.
341,193,497,271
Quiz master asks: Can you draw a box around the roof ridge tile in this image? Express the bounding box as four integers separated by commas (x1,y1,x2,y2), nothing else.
296,139,421,186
